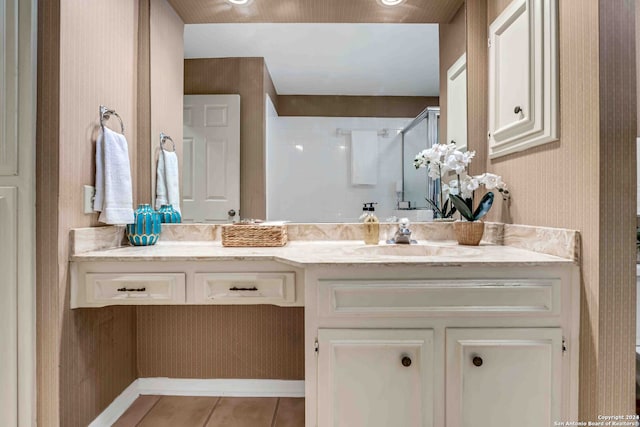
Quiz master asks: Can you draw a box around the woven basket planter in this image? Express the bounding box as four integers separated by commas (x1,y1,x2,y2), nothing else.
453,220,484,246
221,224,288,247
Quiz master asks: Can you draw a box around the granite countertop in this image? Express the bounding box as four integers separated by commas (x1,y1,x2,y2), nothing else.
70,239,574,268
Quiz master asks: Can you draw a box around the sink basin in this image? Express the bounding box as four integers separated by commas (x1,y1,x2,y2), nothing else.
352,244,479,258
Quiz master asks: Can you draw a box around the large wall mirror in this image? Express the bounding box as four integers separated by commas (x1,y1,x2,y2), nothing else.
149,0,467,223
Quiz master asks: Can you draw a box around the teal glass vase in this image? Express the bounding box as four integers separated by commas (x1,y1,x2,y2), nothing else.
126,204,161,246
158,204,182,224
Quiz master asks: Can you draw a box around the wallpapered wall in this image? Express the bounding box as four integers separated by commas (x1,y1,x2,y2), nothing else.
468,0,637,419
37,1,139,425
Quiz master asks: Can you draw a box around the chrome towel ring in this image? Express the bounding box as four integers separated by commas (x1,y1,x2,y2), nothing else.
160,132,176,152
99,105,125,134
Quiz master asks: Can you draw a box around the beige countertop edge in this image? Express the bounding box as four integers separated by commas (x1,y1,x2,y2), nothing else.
69,240,575,267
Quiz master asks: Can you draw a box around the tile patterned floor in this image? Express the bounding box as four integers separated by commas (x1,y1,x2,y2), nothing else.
113,396,305,427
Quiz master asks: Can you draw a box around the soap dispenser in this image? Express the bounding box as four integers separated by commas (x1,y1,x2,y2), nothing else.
362,202,380,245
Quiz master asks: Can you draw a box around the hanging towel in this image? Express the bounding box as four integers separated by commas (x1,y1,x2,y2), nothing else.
93,127,134,224
350,130,379,185
155,149,181,213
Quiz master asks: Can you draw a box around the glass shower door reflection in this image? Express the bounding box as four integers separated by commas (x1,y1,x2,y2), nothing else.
401,107,440,211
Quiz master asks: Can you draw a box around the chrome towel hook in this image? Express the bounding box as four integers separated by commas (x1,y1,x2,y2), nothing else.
160,132,176,152
99,105,125,134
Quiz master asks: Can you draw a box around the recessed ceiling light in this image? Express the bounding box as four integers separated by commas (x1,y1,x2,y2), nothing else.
379,0,405,5
227,0,250,5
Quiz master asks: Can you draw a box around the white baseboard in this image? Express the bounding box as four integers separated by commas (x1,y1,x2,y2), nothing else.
89,378,305,427
137,378,305,398
88,380,140,427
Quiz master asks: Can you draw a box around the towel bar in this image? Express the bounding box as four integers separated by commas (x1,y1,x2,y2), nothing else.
160,132,176,152
336,128,400,138
99,105,125,134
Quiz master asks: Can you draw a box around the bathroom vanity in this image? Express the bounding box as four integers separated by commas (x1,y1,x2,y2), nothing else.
69,223,580,427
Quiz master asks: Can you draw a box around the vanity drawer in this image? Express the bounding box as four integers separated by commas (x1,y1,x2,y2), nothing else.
192,272,296,305
84,273,186,307
318,279,561,318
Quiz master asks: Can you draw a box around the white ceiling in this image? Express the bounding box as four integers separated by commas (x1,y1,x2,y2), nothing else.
184,23,440,96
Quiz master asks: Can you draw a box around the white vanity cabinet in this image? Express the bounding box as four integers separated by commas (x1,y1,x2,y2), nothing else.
69,238,579,426
305,265,579,427
488,0,558,158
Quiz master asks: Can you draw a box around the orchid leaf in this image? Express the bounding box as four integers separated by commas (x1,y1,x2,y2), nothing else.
465,197,473,211
450,195,474,221
472,192,495,221
444,202,457,218
425,199,442,217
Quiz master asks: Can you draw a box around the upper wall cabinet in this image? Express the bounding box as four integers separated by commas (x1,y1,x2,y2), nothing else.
488,0,558,158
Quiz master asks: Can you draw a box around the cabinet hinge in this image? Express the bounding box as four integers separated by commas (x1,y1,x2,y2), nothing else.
562,338,567,354
488,38,492,48
314,339,319,355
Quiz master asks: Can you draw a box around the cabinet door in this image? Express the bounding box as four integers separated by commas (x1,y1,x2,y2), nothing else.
318,329,434,427
488,0,558,157
446,328,562,427
490,0,532,139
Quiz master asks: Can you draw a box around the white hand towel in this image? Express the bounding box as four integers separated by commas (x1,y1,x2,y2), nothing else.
350,130,379,185
155,149,181,213
93,127,134,224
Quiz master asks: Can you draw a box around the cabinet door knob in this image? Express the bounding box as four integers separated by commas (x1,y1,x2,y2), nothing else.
401,356,412,367
228,209,236,217
514,106,522,114
472,356,483,367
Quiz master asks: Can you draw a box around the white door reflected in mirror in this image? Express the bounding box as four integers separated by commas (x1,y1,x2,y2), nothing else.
182,94,241,223
447,53,467,151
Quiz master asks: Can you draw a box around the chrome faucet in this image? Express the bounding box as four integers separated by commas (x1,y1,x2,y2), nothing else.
387,218,416,244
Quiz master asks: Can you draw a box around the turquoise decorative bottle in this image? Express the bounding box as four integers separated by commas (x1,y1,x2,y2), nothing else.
126,204,161,246
158,204,182,224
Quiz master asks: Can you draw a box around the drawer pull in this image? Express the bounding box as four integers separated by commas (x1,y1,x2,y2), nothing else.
117,287,147,292
229,286,258,291
514,106,522,114
472,356,484,367
401,356,412,367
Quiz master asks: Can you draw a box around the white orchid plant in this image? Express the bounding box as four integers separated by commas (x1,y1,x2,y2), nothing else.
414,142,510,221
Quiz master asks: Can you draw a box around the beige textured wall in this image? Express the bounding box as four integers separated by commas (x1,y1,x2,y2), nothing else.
277,95,439,118
137,0,152,204
136,306,304,379
264,63,279,113
150,0,184,205
439,3,466,145
470,0,637,419
595,0,636,414
37,0,140,426
466,0,488,177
